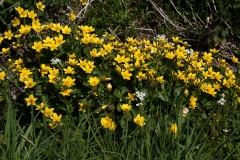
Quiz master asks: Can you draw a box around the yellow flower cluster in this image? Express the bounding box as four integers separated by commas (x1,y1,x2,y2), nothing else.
25,94,62,129
2,2,240,132
101,116,116,130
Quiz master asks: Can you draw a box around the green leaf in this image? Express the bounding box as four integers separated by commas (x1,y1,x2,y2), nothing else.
158,92,168,102
121,87,129,95
113,89,121,99
202,112,207,119
174,87,182,98
222,29,229,37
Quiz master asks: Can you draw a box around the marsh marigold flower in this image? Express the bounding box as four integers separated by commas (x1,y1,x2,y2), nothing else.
134,114,145,127
170,123,177,133
88,77,100,87
25,94,38,106
101,116,116,130
42,106,54,117
59,89,72,96
69,12,76,21
32,41,44,52
189,95,197,109
121,70,132,80
24,78,36,88
0,71,6,80
62,76,75,88
51,113,62,123
121,104,132,112
36,1,45,11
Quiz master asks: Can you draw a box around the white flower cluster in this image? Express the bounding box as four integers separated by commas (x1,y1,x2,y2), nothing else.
136,91,145,101
136,103,143,106
156,34,167,40
186,49,193,55
217,93,226,105
50,58,61,65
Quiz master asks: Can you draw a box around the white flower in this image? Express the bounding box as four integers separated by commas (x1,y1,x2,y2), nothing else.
50,58,61,65
135,91,145,101
223,128,228,132
186,49,193,55
156,34,166,39
182,107,189,116
136,103,143,106
217,97,226,106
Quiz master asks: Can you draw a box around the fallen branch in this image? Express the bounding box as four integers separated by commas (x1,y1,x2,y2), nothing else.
148,0,186,31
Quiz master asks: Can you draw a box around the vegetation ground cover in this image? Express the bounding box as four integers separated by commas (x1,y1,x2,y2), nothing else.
1,0,240,159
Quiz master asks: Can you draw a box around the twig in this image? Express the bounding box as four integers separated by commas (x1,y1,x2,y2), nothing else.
108,27,121,41
20,134,35,146
212,0,218,12
148,0,186,31
190,6,206,26
0,0,4,5
76,0,94,18
224,21,233,35
169,0,192,26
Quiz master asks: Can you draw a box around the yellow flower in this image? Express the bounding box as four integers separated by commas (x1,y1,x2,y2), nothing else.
203,52,213,64
63,66,75,74
101,116,116,130
78,102,87,112
189,95,197,109
0,71,6,80
238,97,240,103
121,70,132,80
27,10,37,19
134,114,145,127
52,23,62,32
0,48,10,54
156,76,164,83
121,104,132,112
128,93,136,101
43,106,54,117
103,44,114,53
51,113,62,123
36,1,45,11
59,89,72,96
232,56,239,64
88,77,100,87
32,41,44,52
18,9,28,18
25,94,38,106
11,17,20,27
69,12,76,21
40,64,51,76
184,89,189,96
80,0,87,5
136,71,146,81
61,25,71,34
101,104,108,110
209,48,219,54
172,37,182,43
48,42,59,51
165,52,175,59
4,30,13,40
54,34,66,46
62,76,75,88
24,78,36,88
19,25,31,35
36,102,45,110
170,123,177,133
